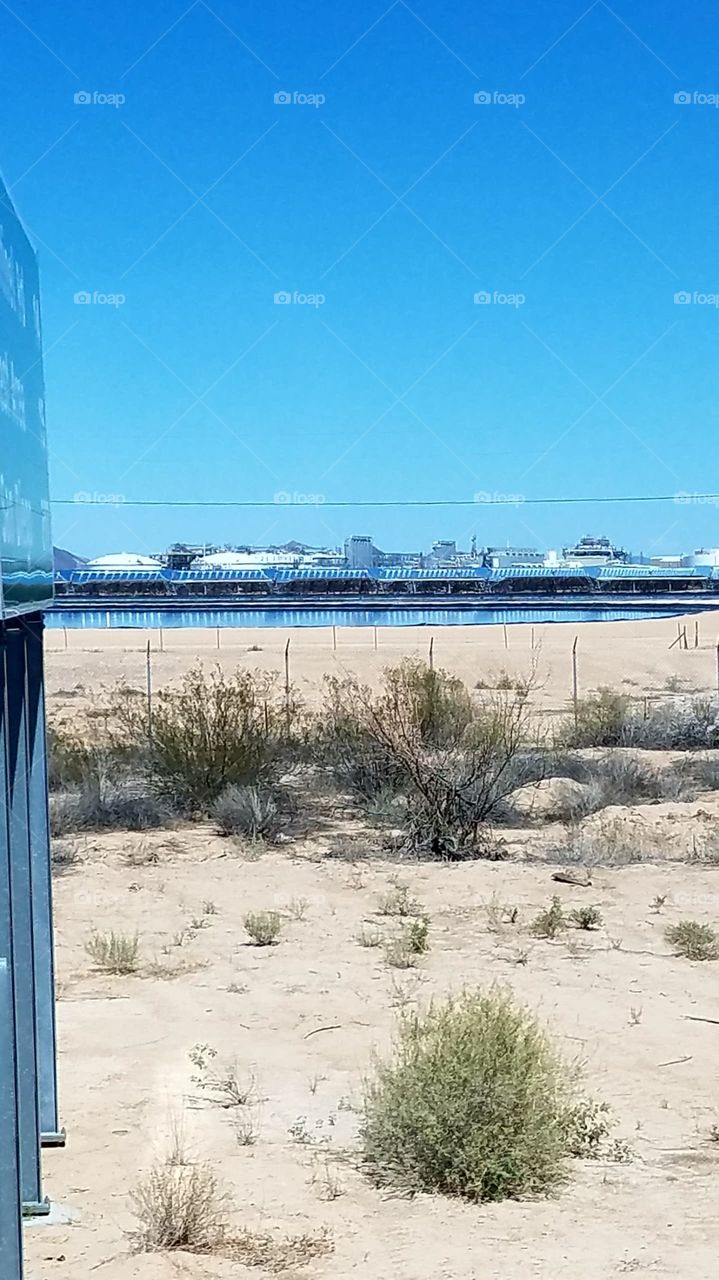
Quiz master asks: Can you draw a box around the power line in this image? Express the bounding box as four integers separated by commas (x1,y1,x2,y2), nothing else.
50,492,715,509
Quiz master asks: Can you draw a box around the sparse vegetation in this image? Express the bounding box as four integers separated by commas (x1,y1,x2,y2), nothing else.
356,925,382,947
130,1155,229,1252
85,931,140,974
244,911,282,946
211,784,284,840
569,905,603,931
665,920,719,961
531,897,566,939
378,880,424,918
361,988,609,1202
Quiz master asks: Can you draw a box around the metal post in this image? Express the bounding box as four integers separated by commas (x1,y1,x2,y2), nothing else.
373,625,378,651
0,956,24,1277
428,636,434,671
3,626,46,1214
23,620,62,1147
284,638,291,735
332,625,337,652
146,640,153,741
572,636,579,728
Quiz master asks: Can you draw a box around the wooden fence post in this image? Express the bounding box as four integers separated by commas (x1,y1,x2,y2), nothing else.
428,636,434,671
572,636,579,727
285,637,291,734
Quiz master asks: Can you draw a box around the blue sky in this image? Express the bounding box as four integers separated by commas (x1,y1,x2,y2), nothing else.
2,0,718,558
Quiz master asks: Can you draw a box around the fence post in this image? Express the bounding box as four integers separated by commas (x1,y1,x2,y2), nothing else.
332,625,337,653
216,626,221,651
373,625,378,651
146,640,153,740
503,623,509,650
572,636,579,727
695,618,700,649
62,627,67,652
284,638,291,734
428,636,434,671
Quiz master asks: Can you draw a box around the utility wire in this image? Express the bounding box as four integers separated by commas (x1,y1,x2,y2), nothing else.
50,492,716,509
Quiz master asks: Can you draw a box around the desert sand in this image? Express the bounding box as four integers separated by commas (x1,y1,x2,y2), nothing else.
24,615,719,1279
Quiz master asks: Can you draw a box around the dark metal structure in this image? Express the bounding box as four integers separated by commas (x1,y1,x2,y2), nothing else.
1,175,59,1277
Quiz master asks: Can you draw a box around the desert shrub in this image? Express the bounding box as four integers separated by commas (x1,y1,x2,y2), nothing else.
551,753,663,821
561,688,630,748
531,897,566,938
46,724,96,791
378,881,424,918
361,988,603,1202
85,931,140,974
665,920,719,960
130,1156,228,1252
112,664,295,810
622,697,718,751
663,754,719,800
50,776,174,835
569,905,603,930
317,674,406,802
546,816,658,868
211,785,284,840
382,659,474,747
244,911,282,946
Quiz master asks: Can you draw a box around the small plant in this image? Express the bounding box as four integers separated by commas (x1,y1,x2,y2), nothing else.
311,1157,345,1201
628,1007,642,1026
234,1110,260,1146
405,917,430,954
85,931,140,974
357,925,382,948
384,936,419,970
130,1155,229,1252
665,920,719,961
650,894,667,912
287,896,309,921
211,784,284,841
484,893,519,932
244,911,282,946
514,948,529,966
569,905,603,931
530,897,565,940
377,880,424,918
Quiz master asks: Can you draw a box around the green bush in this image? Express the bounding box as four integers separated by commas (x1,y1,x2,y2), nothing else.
665,920,719,961
244,911,282,946
561,689,629,748
85,931,140,974
361,988,602,1202
114,664,294,809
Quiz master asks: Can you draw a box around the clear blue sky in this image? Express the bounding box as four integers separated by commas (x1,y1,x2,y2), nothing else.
3,0,718,559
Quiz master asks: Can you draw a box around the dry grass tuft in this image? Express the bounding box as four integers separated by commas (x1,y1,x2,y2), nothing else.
85,931,140,974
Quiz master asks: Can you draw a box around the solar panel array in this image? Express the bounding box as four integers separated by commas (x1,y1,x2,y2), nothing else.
57,562,718,586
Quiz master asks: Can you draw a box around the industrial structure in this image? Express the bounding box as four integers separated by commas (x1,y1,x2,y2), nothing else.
54,559,719,603
1,175,60,1279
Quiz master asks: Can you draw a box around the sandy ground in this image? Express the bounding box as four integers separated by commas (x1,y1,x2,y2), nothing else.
26,827,719,1279
23,618,719,1278
44,611,719,724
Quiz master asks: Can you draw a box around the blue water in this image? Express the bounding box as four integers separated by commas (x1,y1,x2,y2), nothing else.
44,603,711,630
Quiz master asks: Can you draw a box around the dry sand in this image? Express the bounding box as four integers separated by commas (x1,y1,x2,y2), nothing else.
45,610,719,723
25,616,719,1279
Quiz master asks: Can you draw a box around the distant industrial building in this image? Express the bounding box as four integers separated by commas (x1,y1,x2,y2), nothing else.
561,535,628,566
345,535,376,568
484,546,543,569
